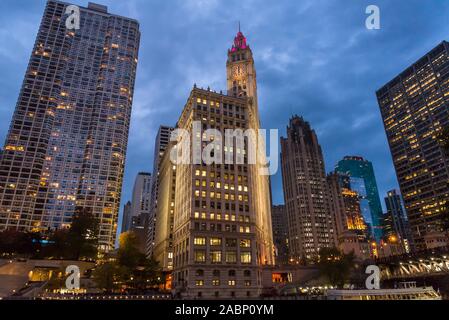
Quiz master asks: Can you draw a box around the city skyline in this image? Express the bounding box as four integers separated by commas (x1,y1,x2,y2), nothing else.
2,0,449,234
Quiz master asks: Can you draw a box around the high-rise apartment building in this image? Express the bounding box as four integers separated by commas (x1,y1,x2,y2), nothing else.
377,41,449,249
271,205,289,266
0,1,140,250
335,156,384,241
281,116,337,262
146,126,174,256
169,30,274,299
383,189,413,253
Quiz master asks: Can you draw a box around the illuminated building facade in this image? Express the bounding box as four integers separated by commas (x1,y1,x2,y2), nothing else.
170,30,274,299
383,189,413,253
271,205,289,266
0,1,140,250
153,147,176,271
327,172,371,260
281,116,337,262
377,41,449,249
335,156,384,241
146,125,174,257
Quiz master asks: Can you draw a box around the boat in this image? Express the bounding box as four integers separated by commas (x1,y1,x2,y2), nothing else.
326,282,442,300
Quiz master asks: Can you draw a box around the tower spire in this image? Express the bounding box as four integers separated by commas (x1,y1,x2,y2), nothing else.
238,21,241,33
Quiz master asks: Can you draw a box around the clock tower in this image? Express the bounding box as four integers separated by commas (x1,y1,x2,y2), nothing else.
226,28,258,101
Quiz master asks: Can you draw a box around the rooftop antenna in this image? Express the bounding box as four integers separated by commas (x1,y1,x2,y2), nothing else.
238,21,241,33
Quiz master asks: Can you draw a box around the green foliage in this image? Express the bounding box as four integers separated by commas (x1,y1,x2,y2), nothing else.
43,208,99,260
93,262,120,293
317,247,355,288
93,231,163,293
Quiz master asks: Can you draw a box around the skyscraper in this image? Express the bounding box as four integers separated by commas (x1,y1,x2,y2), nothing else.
327,172,371,260
0,1,140,250
281,116,336,262
153,146,176,272
271,205,289,266
383,189,413,253
377,41,449,249
121,201,132,233
169,30,274,299
146,125,174,256
130,172,152,227
335,156,384,241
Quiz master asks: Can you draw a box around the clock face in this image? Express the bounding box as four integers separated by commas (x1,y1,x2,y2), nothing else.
232,65,246,78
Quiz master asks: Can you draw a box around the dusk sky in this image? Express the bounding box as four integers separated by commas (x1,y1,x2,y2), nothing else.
1,0,449,233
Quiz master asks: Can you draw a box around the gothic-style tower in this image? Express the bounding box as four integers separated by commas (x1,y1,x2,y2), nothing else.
226,29,258,100
227,28,274,268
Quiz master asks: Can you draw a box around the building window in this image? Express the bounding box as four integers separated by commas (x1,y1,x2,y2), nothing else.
194,250,206,263
228,270,236,277
241,252,252,264
228,280,236,286
244,270,251,277
226,238,237,247
196,269,204,277
245,280,251,287
240,239,251,248
196,280,204,286
225,251,237,263
212,279,220,286
210,238,222,246
194,237,206,246
210,251,222,263
213,270,220,277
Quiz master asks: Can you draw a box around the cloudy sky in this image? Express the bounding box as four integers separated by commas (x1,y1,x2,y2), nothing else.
1,0,449,232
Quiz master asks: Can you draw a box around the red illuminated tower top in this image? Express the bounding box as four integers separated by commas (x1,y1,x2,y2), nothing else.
230,22,249,52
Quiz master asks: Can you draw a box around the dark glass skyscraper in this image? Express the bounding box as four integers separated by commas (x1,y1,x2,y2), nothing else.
0,1,140,250
271,205,289,266
377,41,449,250
335,156,384,241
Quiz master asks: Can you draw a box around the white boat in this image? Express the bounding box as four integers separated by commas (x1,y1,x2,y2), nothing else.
326,282,442,300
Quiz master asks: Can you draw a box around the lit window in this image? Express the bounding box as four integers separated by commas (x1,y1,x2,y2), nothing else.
210,251,222,263
212,280,220,286
210,238,222,246
240,239,251,248
228,280,236,286
195,250,206,262
194,238,206,246
196,280,204,286
241,252,252,264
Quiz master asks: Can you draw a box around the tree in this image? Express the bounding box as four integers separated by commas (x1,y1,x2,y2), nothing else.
0,230,42,256
117,232,143,270
93,262,120,293
317,247,355,288
115,231,163,291
66,207,99,260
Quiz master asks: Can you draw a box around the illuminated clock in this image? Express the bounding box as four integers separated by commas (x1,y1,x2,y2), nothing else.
232,64,246,78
